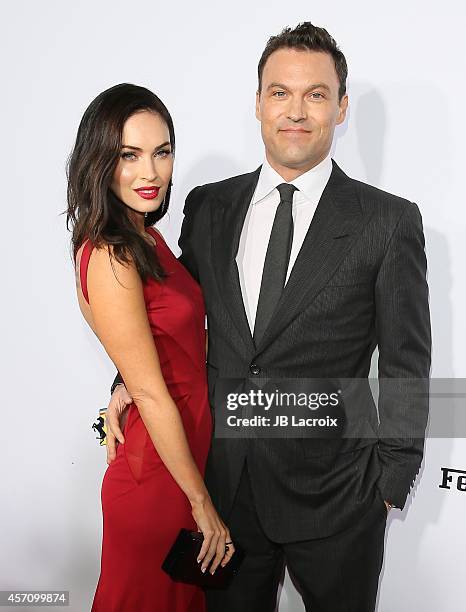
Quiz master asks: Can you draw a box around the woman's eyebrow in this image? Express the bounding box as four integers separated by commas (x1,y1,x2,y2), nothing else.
121,141,171,152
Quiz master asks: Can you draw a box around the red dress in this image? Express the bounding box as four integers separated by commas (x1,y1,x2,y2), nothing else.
79,227,212,611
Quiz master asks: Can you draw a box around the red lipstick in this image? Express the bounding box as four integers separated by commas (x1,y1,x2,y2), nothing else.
134,186,160,200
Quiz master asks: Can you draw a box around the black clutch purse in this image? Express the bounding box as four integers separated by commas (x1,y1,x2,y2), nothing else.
162,528,245,589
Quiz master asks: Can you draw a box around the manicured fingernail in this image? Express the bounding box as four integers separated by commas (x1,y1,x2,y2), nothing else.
201,567,206,573
196,558,201,564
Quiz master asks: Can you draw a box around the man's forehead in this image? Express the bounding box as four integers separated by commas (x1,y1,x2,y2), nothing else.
262,50,338,86
265,48,334,68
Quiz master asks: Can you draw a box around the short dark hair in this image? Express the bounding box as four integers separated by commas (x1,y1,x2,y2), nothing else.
258,22,348,101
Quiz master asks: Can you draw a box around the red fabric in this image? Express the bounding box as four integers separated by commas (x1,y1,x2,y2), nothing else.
80,228,211,611
79,237,93,304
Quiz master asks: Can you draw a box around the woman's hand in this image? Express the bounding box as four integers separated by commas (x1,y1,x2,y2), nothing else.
106,384,133,464
191,496,235,575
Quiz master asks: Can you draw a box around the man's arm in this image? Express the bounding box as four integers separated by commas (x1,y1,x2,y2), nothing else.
111,371,124,395
178,185,203,281
374,201,431,510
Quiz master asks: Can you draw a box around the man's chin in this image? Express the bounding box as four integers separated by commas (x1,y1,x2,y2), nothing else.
277,155,319,170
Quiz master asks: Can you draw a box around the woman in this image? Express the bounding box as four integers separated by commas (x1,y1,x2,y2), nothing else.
67,83,234,611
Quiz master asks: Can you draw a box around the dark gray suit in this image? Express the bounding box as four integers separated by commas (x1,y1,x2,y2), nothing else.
177,159,431,542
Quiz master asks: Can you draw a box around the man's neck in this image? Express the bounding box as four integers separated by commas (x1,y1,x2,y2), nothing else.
265,151,330,182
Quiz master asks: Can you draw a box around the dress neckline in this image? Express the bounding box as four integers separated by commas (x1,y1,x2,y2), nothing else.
145,226,164,248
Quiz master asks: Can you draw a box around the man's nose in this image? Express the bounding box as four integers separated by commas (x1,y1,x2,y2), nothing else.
287,97,307,122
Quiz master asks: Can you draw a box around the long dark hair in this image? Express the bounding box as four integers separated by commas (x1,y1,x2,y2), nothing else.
66,83,175,282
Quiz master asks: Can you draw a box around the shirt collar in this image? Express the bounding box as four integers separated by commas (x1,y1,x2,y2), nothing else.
252,152,333,205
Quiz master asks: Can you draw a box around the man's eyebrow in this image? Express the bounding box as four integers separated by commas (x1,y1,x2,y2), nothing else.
267,82,331,92
308,82,331,92
121,141,171,152
267,82,289,91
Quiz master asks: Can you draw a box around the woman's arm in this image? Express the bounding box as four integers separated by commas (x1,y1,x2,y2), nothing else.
87,244,234,572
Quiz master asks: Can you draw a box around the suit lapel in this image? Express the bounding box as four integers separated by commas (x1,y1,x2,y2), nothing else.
255,160,373,353
211,167,261,355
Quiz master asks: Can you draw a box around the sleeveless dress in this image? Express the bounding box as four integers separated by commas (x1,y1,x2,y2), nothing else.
78,227,212,611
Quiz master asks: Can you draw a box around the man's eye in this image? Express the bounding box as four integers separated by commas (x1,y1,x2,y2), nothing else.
272,91,287,97
121,152,137,160
310,92,324,99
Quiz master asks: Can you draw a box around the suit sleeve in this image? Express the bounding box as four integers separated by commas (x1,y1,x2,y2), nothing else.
178,186,203,282
374,202,431,509
110,371,124,395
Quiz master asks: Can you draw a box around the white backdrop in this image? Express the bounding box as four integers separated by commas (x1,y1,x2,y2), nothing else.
1,0,465,610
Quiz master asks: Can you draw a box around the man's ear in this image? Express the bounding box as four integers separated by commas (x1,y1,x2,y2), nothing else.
336,94,349,125
255,90,261,121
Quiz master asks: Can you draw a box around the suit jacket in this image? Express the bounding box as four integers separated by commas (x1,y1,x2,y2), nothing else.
111,159,431,541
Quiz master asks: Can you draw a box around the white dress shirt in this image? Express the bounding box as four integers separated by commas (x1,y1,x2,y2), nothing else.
236,153,333,333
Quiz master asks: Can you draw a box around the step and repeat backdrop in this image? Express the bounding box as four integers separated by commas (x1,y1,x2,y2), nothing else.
1,0,464,610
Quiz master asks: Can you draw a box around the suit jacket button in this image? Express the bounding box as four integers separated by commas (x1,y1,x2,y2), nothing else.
249,363,261,376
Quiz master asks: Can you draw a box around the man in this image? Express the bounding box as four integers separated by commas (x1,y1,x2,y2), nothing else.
108,22,431,612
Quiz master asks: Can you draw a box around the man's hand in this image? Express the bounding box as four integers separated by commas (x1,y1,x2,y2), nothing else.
106,384,133,465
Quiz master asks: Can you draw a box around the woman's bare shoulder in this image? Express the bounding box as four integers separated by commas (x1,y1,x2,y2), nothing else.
87,243,141,295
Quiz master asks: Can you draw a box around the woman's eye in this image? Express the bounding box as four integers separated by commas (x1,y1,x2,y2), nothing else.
155,149,171,158
121,152,137,160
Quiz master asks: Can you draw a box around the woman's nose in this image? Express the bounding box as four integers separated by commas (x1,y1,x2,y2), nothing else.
141,157,158,182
